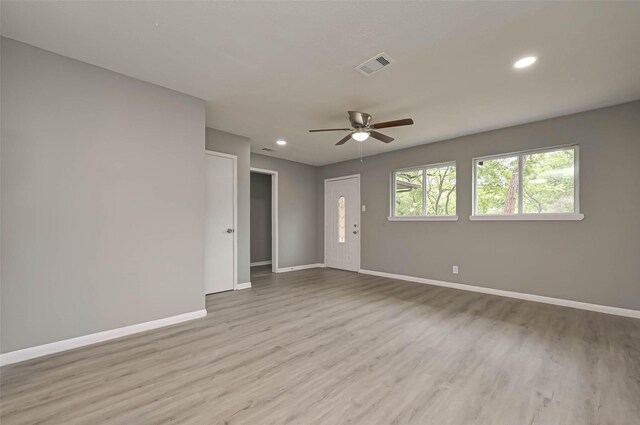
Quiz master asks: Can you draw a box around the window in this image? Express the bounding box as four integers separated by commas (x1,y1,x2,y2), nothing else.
390,162,457,221
338,196,346,243
472,145,583,220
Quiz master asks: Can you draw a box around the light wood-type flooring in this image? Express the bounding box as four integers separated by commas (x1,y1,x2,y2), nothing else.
2,266,639,424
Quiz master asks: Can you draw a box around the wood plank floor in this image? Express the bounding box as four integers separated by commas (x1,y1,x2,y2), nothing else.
2,267,639,425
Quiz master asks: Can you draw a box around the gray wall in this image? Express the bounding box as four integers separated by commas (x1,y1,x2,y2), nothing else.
205,128,251,284
1,38,206,353
251,154,319,268
317,101,640,311
250,172,272,263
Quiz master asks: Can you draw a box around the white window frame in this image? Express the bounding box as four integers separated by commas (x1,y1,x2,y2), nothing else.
471,144,584,221
389,161,458,221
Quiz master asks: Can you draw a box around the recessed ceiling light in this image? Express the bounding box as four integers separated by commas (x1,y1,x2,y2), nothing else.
276,140,287,146
513,56,537,69
351,132,370,142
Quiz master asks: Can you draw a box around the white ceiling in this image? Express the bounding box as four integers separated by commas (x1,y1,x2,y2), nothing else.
3,1,640,166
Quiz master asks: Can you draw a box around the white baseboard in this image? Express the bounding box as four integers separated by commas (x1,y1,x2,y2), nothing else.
0,309,207,367
359,269,640,319
277,263,325,273
250,261,272,267
236,282,252,290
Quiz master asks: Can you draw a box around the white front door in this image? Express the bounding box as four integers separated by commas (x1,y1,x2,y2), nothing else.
325,176,360,272
205,151,236,294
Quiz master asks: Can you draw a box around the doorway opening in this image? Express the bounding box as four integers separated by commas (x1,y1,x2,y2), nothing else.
250,168,278,276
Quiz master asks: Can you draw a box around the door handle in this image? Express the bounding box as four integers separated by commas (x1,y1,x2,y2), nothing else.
226,228,234,233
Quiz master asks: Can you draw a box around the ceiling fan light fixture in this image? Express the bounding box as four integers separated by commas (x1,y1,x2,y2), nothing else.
513,56,537,69
352,131,370,142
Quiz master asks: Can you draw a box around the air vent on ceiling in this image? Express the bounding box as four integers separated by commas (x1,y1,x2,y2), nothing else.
354,52,395,77
262,147,274,152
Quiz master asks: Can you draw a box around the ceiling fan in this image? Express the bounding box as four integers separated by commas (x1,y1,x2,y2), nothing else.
309,111,414,145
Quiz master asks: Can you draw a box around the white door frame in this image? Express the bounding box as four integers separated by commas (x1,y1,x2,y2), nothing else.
205,150,238,291
250,167,279,273
324,174,361,272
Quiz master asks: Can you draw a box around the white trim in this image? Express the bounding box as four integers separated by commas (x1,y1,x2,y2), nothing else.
0,309,207,367
393,160,457,173
205,150,238,291
250,260,272,267
236,282,252,290
469,213,584,221
388,216,458,222
324,175,361,272
324,174,361,183
359,269,640,319
324,180,326,267
276,263,325,273
251,167,279,273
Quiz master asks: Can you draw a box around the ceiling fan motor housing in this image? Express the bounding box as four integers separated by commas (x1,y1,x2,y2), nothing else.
348,111,371,129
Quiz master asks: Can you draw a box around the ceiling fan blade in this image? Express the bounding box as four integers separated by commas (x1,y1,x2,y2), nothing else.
348,111,371,128
309,128,352,132
371,118,414,129
370,130,394,143
335,134,353,145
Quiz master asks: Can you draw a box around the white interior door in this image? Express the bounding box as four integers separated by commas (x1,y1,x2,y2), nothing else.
205,151,236,294
325,176,360,271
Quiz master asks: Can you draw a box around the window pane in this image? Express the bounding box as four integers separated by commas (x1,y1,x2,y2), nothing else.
523,148,575,213
425,165,456,215
475,156,520,214
338,196,346,243
395,169,424,216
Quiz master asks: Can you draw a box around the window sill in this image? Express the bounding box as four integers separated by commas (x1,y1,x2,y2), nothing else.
388,216,459,222
469,213,584,221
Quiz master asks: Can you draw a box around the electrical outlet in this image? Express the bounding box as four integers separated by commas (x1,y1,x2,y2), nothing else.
361,204,366,212
452,265,459,275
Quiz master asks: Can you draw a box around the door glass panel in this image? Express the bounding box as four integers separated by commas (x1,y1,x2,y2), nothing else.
338,196,346,243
